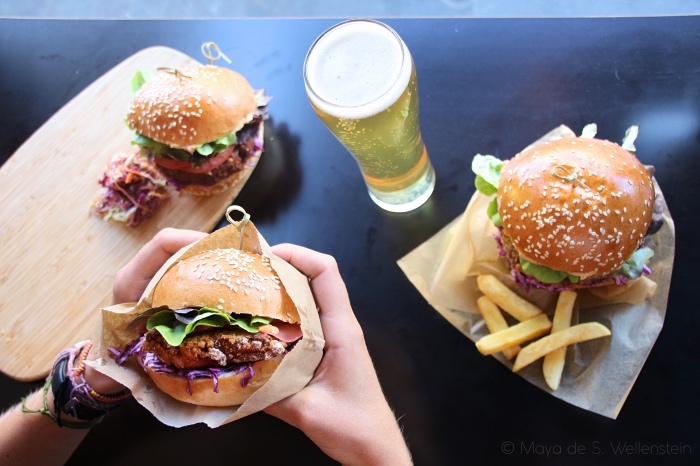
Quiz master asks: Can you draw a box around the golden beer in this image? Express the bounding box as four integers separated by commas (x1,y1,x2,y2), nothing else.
304,20,435,212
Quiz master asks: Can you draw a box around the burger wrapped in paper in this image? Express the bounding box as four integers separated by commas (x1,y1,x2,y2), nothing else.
471,124,664,292
113,248,302,406
127,65,271,196
88,209,323,427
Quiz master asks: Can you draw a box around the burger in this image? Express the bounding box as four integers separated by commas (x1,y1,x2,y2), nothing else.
471,126,664,292
126,65,270,196
112,248,302,406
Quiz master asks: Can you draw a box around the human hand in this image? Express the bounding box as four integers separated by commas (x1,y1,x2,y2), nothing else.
112,228,206,304
264,244,412,466
92,228,206,394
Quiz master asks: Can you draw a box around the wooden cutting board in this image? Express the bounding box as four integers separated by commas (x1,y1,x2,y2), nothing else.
0,46,262,381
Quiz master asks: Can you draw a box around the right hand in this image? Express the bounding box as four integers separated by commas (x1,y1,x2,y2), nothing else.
264,244,412,466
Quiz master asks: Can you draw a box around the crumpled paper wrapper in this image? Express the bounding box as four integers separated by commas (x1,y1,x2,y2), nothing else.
398,126,675,419
87,218,324,428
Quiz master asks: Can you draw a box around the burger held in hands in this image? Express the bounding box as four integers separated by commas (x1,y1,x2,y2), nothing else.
92,209,323,426
472,125,664,293
127,65,270,196
112,248,302,406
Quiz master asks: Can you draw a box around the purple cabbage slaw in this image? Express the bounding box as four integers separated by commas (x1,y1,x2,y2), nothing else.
109,336,255,395
492,229,646,293
91,151,169,227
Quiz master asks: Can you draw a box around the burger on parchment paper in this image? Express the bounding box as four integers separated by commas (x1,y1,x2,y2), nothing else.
127,64,271,196
397,125,675,418
88,207,323,427
471,124,664,293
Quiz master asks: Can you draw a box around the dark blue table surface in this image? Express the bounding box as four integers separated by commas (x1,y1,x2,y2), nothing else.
1,17,699,466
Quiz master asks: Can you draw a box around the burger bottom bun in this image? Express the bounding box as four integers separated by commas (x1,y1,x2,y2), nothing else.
570,275,621,289
181,169,245,197
146,355,284,407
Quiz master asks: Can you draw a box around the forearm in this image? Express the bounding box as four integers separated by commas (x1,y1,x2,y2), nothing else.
0,388,90,465
327,390,412,466
0,345,127,465
293,400,411,466
329,414,411,466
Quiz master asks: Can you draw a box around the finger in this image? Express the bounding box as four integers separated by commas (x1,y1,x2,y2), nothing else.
271,243,351,314
113,228,206,303
271,244,362,344
131,228,206,278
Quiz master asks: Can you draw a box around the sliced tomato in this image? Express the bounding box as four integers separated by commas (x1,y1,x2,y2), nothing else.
155,145,234,174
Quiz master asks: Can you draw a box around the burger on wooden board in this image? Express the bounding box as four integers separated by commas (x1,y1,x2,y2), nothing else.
127,65,270,196
471,125,664,292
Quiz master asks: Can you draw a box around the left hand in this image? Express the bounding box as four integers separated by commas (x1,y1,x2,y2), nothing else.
112,228,206,304
93,228,206,394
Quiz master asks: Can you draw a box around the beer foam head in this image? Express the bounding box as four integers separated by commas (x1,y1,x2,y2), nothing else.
304,20,412,120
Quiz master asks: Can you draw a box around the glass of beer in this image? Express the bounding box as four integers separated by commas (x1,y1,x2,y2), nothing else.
304,19,436,212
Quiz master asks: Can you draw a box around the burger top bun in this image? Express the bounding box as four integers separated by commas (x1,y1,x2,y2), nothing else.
498,137,654,279
126,65,257,152
152,248,300,325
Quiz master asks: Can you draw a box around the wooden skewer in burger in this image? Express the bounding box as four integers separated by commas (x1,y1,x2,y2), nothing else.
126,43,270,196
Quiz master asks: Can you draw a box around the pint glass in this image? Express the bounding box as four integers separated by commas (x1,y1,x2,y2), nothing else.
304,19,435,212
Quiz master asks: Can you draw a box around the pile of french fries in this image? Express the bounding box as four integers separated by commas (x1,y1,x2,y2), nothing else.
474,274,611,390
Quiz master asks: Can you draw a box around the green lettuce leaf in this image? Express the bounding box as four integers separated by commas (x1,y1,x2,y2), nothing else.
621,125,639,154
131,69,155,95
487,197,502,227
132,130,237,159
131,133,192,161
475,175,497,196
471,154,503,195
255,89,272,107
146,308,272,347
196,132,237,156
580,123,598,139
519,258,581,284
617,247,654,279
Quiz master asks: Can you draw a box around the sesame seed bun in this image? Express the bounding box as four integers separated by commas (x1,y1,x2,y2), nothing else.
126,65,257,152
498,137,654,279
146,356,283,407
152,248,300,325
146,248,299,406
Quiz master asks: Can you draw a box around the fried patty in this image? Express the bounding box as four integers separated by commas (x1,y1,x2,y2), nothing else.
143,327,287,370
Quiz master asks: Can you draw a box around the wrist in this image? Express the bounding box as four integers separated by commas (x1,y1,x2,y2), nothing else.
83,363,124,395
22,340,131,429
357,419,412,466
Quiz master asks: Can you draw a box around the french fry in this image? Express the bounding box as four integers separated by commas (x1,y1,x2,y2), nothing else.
513,322,611,372
542,291,577,390
477,274,543,321
477,296,521,360
475,314,552,356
